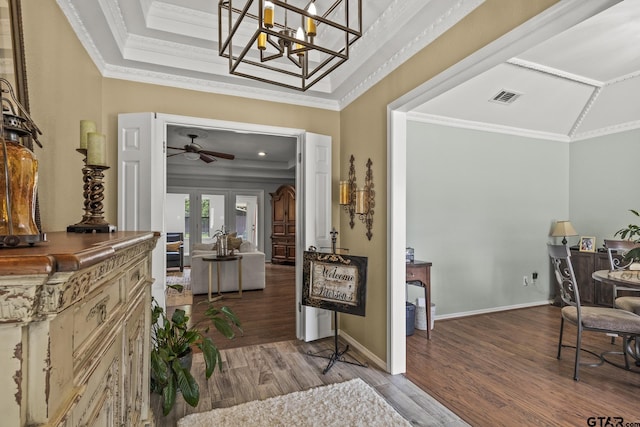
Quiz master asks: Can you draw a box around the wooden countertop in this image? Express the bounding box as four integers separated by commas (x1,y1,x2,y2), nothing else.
0,231,160,276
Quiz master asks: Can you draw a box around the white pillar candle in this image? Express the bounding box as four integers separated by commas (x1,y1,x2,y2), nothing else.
87,132,107,166
80,120,96,149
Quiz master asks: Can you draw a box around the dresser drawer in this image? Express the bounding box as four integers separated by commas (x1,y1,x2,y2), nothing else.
406,264,429,285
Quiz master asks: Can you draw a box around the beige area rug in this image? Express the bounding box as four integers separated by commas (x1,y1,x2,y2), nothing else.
166,269,193,306
177,378,412,427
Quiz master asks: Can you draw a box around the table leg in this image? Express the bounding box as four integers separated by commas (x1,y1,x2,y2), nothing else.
238,258,242,297
425,283,431,340
208,262,212,302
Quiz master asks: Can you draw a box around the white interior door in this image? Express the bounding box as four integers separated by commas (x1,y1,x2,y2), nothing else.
297,132,333,342
117,112,166,305
118,113,331,342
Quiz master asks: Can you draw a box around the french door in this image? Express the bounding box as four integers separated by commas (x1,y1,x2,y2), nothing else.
118,113,332,341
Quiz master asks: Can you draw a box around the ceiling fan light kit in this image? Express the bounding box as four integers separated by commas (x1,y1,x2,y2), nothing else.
167,133,236,164
218,0,362,91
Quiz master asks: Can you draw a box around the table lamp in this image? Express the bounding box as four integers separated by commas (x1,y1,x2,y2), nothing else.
552,220,578,245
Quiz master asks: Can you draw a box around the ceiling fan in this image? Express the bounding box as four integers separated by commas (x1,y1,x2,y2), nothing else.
167,134,235,163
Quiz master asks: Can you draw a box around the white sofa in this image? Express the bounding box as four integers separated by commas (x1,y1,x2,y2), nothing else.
190,241,266,295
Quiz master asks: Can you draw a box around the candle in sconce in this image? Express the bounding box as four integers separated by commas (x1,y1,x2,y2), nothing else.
339,181,350,205
79,120,96,149
355,189,367,214
87,132,107,166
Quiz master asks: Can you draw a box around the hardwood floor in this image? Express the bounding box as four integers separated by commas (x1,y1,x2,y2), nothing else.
406,305,640,427
190,263,297,350
160,266,640,426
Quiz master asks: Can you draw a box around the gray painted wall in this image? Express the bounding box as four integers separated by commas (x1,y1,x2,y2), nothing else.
569,129,640,247
407,121,569,316
407,122,640,317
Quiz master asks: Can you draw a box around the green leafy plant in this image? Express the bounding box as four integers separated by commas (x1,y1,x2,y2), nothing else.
614,209,640,262
150,285,241,415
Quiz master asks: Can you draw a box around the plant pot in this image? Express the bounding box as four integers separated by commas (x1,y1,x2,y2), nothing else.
178,348,193,372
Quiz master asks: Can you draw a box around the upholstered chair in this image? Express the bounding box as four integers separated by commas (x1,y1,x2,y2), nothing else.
549,244,640,380
604,239,640,315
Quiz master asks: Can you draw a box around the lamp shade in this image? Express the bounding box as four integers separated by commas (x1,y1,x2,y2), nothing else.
552,221,577,244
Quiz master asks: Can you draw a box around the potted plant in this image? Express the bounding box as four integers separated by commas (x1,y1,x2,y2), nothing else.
614,209,640,263
150,285,242,415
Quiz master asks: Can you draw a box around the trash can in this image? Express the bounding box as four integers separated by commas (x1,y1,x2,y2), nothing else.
430,303,436,330
406,302,416,336
415,304,427,330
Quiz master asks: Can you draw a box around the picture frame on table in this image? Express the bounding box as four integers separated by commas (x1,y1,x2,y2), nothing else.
579,236,596,253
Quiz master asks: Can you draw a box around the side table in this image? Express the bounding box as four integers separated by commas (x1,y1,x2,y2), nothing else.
406,260,433,339
202,255,243,302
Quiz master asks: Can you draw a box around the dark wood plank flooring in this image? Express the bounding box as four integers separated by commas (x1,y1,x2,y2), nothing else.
406,305,640,427
161,265,640,426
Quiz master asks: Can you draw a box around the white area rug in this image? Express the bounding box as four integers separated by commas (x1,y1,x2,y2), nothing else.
177,378,411,427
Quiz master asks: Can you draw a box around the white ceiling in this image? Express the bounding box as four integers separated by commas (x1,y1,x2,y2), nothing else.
410,0,640,142
56,0,640,175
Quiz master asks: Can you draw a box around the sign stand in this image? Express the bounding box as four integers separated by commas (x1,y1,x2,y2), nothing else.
306,228,368,374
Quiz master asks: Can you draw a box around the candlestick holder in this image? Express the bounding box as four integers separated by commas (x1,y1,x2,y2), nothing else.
67,151,116,233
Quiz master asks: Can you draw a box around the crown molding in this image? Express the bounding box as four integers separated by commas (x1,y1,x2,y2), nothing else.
100,62,341,110
406,111,571,142
337,0,484,109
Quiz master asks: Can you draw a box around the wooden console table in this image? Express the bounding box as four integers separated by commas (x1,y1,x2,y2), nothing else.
0,231,158,426
406,260,433,339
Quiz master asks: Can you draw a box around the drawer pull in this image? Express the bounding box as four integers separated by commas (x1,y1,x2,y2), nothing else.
88,295,110,325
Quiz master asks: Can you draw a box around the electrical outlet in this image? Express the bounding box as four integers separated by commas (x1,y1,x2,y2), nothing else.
532,271,538,281
523,275,528,286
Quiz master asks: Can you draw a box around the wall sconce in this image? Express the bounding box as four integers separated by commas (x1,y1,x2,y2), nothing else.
339,156,375,240
339,155,356,229
355,158,374,240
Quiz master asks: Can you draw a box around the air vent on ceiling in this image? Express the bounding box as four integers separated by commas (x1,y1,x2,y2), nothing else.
490,90,521,105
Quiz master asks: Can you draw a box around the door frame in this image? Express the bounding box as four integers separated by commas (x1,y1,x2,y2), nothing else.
385,0,615,374
118,112,332,340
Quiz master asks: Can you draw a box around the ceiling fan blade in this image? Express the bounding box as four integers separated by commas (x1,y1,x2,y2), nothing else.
200,153,216,163
199,149,235,160
167,146,187,151
167,152,184,158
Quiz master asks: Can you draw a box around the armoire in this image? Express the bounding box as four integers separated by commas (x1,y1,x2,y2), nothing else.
270,184,296,264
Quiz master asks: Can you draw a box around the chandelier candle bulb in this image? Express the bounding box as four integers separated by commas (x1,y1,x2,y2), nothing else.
306,3,317,36
295,27,305,55
263,1,274,28
79,120,96,149
87,132,106,166
258,31,267,50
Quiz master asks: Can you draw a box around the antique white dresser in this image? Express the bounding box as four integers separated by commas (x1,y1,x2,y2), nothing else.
0,231,159,426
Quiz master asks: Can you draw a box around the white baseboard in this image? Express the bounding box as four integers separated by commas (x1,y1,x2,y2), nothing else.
434,300,553,321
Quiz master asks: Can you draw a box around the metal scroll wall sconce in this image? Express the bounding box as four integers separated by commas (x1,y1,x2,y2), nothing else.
339,156,374,240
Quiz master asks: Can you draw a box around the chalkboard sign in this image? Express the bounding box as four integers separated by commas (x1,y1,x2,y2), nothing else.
302,251,368,316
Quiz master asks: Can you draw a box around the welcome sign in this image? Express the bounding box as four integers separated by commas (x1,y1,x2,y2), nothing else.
302,251,368,316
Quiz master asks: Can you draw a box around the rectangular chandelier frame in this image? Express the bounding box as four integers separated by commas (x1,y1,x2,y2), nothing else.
218,0,362,91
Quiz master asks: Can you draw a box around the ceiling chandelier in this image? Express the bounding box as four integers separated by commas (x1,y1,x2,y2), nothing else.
218,0,362,91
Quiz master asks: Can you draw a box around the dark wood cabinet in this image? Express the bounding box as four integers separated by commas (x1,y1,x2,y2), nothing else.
553,249,622,307
270,185,296,264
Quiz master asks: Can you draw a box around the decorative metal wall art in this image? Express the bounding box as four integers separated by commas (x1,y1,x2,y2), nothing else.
339,155,374,240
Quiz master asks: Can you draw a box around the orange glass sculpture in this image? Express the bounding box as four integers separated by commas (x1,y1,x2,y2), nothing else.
1,77,43,246
0,137,39,239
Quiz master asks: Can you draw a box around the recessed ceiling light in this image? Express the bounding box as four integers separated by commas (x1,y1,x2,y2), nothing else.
258,151,267,156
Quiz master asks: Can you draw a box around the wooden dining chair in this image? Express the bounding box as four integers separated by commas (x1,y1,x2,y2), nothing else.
604,239,640,315
549,244,640,380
